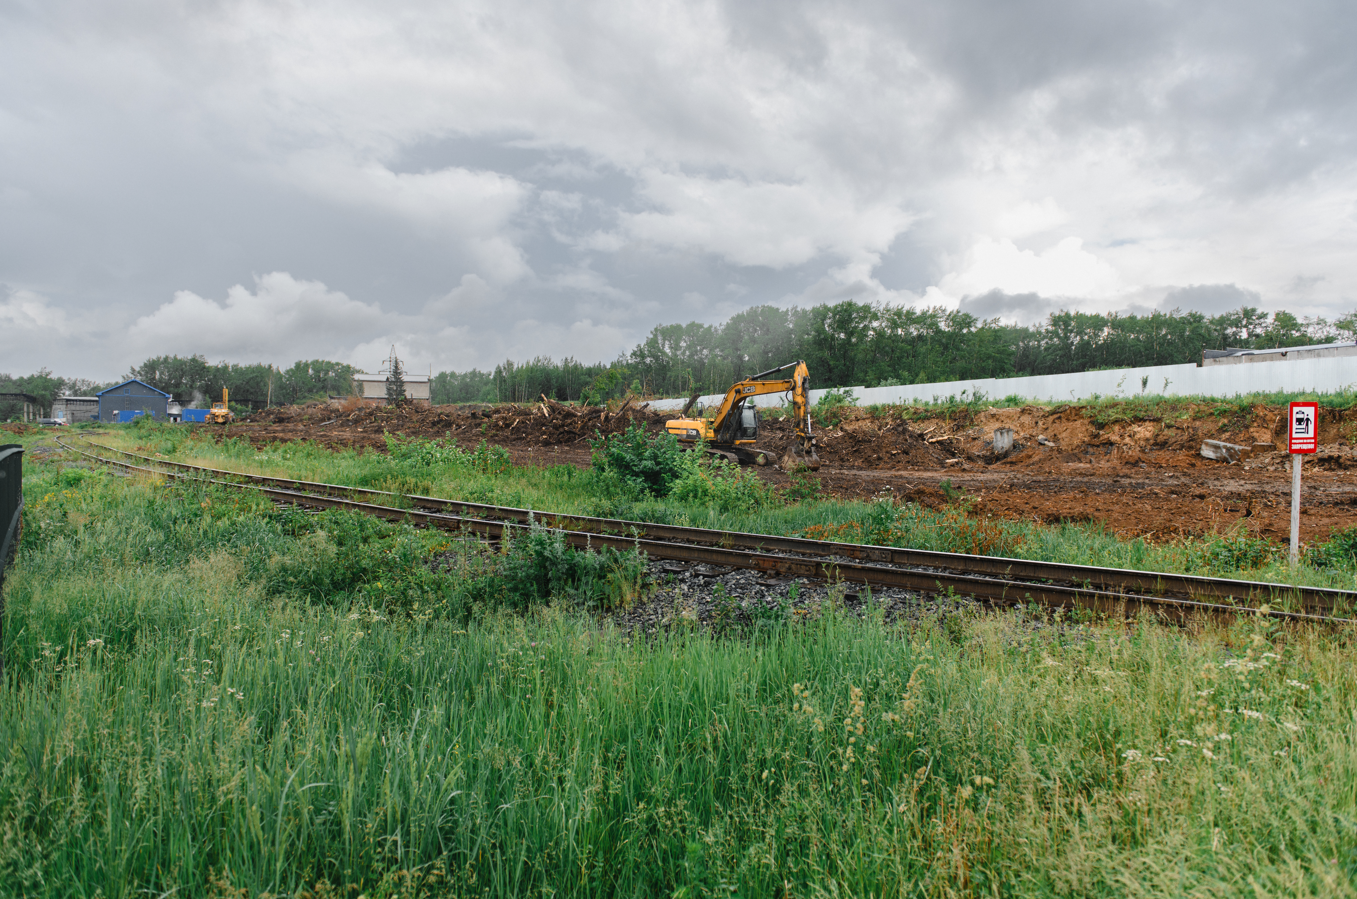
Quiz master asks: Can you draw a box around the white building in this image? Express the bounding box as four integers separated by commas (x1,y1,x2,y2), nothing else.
351,373,431,405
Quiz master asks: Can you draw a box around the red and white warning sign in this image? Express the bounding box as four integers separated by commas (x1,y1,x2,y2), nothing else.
1288,401,1318,453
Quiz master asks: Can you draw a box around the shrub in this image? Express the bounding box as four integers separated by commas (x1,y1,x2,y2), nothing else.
1308,526,1357,569
1204,532,1278,572
669,456,779,514
813,388,857,428
496,524,647,611
385,434,510,474
590,425,689,497
258,508,445,605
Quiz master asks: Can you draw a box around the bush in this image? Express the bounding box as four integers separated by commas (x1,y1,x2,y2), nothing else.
496,524,647,611
669,456,780,514
258,508,446,606
814,387,857,428
1308,526,1357,569
1204,533,1278,572
385,434,511,475
590,425,689,497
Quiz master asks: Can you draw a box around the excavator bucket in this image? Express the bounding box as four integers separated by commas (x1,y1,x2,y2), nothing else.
787,442,821,471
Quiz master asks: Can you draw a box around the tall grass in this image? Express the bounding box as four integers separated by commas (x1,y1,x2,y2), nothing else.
88,425,1357,591
4,434,1357,896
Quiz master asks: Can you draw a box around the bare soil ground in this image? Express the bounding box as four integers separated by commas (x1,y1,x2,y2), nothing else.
223,397,1357,545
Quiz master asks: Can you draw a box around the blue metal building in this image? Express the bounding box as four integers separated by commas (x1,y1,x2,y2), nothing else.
97,379,171,423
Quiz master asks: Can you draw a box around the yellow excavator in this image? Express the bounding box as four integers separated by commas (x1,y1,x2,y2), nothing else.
206,388,234,424
665,360,820,470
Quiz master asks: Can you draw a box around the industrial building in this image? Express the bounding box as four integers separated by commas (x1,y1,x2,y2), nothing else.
52,396,100,424
0,393,39,423
1202,341,1357,366
351,373,431,405
97,379,171,422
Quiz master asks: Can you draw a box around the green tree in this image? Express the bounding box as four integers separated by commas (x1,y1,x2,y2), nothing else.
385,354,408,406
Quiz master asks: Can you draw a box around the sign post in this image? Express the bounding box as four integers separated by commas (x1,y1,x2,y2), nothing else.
1287,401,1318,566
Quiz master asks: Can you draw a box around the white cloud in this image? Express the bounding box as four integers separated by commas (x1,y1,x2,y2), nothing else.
992,198,1069,239
618,171,916,269
0,287,81,337
929,236,1128,306
282,155,532,283
127,272,394,364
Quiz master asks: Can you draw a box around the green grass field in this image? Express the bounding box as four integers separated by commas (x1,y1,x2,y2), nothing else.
2,426,1356,897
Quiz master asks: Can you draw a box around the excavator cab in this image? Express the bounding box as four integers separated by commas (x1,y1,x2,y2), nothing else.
713,400,760,445
735,403,759,441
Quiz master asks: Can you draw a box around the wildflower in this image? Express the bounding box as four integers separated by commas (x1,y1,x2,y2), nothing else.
1153,757,1169,763
1122,749,1143,761
1241,709,1263,720
85,638,104,648
1176,739,1195,747
1196,689,1214,697
1285,680,1310,690
1201,748,1216,760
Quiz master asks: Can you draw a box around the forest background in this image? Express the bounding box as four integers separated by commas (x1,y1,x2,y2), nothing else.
4,300,1355,417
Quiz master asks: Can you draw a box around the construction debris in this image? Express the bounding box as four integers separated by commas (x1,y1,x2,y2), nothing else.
1200,439,1252,463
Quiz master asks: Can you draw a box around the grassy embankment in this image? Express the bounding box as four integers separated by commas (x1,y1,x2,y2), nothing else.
88,419,1357,593
2,431,1356,897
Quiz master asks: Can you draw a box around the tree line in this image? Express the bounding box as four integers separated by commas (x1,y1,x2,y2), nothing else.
6,301,1353,420
125,356,360,409
0,370,109,421
439,302,1357,404
2,356,361,420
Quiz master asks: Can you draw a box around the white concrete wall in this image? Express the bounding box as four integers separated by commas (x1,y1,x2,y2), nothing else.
646,355,1357,411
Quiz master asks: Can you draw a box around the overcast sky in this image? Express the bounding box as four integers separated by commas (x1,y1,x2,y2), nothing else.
3,0,1355,381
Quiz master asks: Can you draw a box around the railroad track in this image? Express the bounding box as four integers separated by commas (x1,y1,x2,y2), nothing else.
60,436,1357,625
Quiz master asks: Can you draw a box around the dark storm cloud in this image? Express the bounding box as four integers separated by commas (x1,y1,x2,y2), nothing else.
958,290,1059,325
1160,284,1264,316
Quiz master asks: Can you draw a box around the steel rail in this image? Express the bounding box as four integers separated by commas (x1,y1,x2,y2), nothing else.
64,437,1356,625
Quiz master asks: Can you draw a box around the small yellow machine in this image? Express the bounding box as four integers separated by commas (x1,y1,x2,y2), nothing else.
206,388,234,424
665,360,819,469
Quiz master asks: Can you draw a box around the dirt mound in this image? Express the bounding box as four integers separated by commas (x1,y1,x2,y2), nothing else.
756,414,977,469
235,398,669,453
